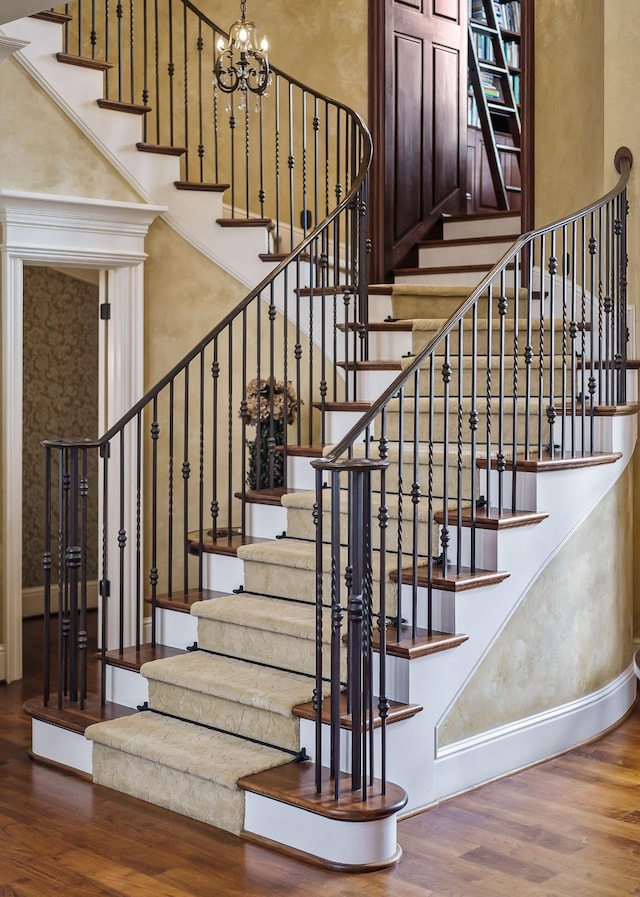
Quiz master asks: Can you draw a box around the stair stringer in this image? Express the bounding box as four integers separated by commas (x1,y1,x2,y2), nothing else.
352,412,638,816
0,16,271,290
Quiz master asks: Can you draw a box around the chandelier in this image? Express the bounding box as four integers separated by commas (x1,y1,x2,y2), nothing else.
213,0,270,97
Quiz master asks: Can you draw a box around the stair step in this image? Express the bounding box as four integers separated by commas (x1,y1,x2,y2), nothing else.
281,443,325,457
337,320,414,332
239,760,407,822
434,506,549,529
137,142,186,156
442,211,521,240
191,593,337,676
234,486,306,506
142,650,321,751
96,98,150,115
174,181,229,192
144,588,231,613
86,711,292,835
391,564,510,592
31,11,73,23
593,403,640,416
337,360,402,372
417,233,520,249
188,530,271,556
375,626,469,659
56,52,114,71
216,217,272,228
259,252,311,263
478,449,623,472
104,642,185,672
24,694,134,736
312,400,371,412
293,693,422,729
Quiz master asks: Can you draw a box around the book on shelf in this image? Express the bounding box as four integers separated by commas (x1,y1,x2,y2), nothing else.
473,32,496,63
503,40,519,68
470,1,521,33
480,70,503,102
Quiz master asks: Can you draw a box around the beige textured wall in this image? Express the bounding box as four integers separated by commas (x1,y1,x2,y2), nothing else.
199,0,369,121
533,0,605,226
439,467,634,747
533,0,640,639
1,58,140,201
0,57,246,649
603,3,640,639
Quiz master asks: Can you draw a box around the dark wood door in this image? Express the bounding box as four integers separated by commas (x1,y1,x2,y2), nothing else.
369,0,468,282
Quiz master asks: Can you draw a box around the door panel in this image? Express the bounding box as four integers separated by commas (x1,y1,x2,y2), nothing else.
370,0,467,281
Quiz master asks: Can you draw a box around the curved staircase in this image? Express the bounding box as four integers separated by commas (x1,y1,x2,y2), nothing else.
7,3,638,873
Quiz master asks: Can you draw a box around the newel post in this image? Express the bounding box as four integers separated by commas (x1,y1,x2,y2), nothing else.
311,454,389,800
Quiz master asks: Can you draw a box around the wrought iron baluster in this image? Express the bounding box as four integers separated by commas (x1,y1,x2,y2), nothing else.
150,396,159,644
135,415,142,649
168,379,175,595
547,231,557,460
99,442,110,706
129,0,134,105
411,368,421,634
118,432,126,654
288,82,295,251
43,446,52,706
198,351,205,592
211,338,219,542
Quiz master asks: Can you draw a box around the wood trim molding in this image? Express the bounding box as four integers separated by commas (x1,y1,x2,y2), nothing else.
0,34,28,62
521,0,535,232
368,0,387,284
432,665,636,804
0,190,164,682
22,581,99,618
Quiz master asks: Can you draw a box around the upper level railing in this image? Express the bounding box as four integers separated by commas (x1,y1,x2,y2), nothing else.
49,0,352,252
310,149,632,797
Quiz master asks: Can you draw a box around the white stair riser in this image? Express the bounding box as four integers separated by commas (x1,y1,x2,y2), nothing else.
443,215,521,241
366,329,413,360
418,239,516,269
105,664,149,708
343,368,400,401
286,454,325,491
245,501,288,539
202,553,244,593
394,269,515,287
323,408,372,444
243,791,400,868
32,718,93,775
154,606,198,649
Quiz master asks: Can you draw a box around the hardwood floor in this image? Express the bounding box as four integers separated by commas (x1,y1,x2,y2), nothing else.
2,617,640,895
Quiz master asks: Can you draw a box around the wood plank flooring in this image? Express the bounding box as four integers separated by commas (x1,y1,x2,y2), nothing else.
2,617,640,895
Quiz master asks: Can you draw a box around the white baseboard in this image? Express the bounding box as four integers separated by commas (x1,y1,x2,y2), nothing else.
22,580,99,618
0,643,5,682
429,664,637,809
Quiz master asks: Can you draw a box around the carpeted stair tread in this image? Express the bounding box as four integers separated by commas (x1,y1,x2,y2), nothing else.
192,592,318,640
86,711,292,789
141,650,317,718
191,593,342,676
86,712,293,835
282,488,445,523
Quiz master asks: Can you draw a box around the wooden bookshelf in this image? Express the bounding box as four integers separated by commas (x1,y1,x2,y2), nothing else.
467,0,521,213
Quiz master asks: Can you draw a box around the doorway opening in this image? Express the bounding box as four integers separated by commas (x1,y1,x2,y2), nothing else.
22,265,100,619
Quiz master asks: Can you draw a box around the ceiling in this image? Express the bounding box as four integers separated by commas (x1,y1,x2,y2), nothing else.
0,2,49,26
